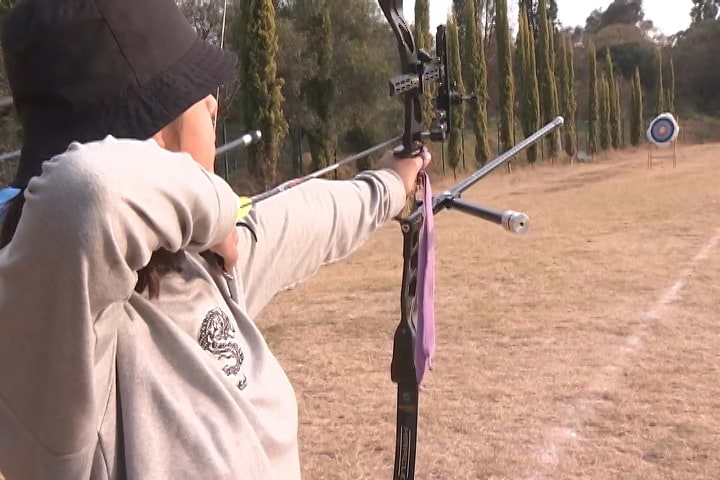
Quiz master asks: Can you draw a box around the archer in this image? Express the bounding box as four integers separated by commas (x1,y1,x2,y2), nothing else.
0,0,429,478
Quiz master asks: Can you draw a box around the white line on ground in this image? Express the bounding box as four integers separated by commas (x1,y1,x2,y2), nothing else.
526,229,720,479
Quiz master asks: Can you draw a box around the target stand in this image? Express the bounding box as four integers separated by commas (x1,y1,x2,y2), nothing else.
647,141,678,170
646,113,680,171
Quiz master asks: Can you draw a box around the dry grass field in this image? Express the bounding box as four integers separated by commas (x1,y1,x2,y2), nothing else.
259,144,720,480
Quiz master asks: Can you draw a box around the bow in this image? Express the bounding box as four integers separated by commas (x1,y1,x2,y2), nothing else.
375,3,565,479
375,2,448,479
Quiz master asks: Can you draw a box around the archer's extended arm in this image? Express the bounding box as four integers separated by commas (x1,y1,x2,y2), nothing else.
234,169,407,318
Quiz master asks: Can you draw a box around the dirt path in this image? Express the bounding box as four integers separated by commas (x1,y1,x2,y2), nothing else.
259,144,720,480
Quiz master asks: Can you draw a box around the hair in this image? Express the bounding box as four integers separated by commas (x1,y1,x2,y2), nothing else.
1,191,186,299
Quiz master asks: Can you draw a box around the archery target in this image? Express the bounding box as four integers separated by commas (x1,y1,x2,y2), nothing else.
647,113,680,147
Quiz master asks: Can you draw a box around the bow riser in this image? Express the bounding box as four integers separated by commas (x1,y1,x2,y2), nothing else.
391,218,422,480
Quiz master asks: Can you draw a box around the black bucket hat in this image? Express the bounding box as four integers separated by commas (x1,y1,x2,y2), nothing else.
2,0,237,188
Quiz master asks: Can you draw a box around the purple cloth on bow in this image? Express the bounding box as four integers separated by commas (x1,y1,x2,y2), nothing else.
415,170,436,387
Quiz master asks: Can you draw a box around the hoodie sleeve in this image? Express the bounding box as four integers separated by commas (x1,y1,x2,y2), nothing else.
0,138,237,473
236,169,407,319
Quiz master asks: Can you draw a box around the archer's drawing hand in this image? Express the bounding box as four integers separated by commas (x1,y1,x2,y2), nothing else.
379,147,432,195
210,227,239,273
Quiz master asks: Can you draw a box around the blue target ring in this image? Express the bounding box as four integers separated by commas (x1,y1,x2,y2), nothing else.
651,119,675,143
647,113,680,147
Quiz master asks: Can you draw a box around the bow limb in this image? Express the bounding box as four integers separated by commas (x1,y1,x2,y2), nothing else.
378,0,424,156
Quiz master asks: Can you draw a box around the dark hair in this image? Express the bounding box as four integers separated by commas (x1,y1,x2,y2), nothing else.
1,193,184,299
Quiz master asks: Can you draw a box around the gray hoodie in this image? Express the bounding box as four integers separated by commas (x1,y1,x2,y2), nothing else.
0,137,406,479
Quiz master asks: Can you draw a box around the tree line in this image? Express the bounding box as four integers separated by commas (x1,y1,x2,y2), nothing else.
229,0,720,188
2,0,720,188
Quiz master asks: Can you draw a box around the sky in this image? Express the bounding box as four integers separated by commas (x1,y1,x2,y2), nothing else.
405,0,694,36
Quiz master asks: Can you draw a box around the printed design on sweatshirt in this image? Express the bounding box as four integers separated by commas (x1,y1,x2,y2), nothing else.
198,308,248,390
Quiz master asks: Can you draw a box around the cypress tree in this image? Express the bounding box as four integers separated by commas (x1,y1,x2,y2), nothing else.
536,4,545,120
415,0,435,131
548,14,556,66
527,12,541,164
538,0,560,159
557,34,567,124
239,0,288,187
630,73,637,143
518,10,541,164
304,3,336,171
562,36,577,157
447,17,465,175
600,76,611,151
519,0,537,38
452,0,468,80
616,78,624,148
588,41,599,154
655,48,665,115
464,0,490,165
628,73,637,146
606,49,620,149
414,0,432,59
496,0,515,154
691,0,720,24
514,6,526,122
630,67,644,147
666,57,675,114
517,11,528,111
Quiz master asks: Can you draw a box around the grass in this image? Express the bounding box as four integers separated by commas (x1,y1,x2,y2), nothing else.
258,142,720,479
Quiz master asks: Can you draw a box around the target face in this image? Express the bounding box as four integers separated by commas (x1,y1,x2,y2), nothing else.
647,113,680,147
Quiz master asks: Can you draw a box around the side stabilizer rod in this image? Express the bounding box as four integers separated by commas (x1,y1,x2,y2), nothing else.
447,198,529,235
